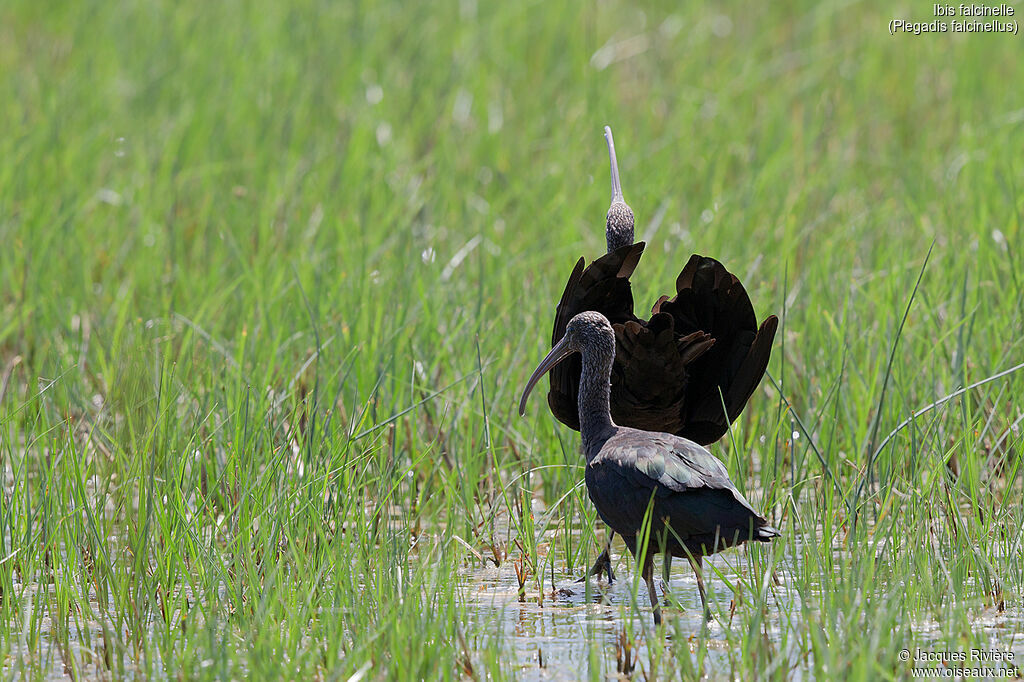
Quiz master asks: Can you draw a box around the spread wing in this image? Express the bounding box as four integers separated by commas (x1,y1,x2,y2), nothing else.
609,315,715,435
547,243,645,430
545,249,776,446
654,255,778,444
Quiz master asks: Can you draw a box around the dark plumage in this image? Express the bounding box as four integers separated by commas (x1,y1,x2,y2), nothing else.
546,126,779,585
548,128,779,446
522,311,779,625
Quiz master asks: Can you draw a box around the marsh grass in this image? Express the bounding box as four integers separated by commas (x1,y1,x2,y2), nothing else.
2,0,1023,679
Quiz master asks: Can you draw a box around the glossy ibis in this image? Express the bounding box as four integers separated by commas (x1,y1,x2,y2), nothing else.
547,127,779,581
522,311,779,625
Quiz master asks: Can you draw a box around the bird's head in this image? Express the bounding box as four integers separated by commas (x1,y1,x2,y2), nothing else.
519,311,615,416
604,126,634,253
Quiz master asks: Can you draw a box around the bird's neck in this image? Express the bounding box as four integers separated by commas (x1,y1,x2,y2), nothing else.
579,350,616,456
605,202,634,252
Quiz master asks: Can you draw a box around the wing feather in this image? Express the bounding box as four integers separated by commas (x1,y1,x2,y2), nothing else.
587,434,768,552
547,244,646,430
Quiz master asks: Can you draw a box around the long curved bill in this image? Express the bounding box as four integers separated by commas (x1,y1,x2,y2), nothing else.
518,337,575,417
604,125,623,204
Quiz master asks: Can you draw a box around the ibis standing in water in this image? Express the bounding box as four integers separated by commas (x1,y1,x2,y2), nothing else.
521,311,780,625
548,127,779,581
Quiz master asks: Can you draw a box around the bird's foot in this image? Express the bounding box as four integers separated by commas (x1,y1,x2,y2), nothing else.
576,549,614,584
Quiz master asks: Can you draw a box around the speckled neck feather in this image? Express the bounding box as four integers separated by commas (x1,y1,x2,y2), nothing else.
605,202,634,252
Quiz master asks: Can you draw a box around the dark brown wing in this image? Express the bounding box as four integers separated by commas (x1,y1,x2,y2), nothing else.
608,314,715,435
547,243,645,430
654,255,778,444
546,248,775,444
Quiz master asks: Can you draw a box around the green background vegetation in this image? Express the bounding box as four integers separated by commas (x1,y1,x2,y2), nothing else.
1,0,1022,679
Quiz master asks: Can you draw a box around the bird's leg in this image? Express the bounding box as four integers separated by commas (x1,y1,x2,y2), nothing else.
642,555,662,626
590,546,614,583
661,554,672,605
688,555,711,621
597,533,615,583
579,547,611,583
578,531,616,583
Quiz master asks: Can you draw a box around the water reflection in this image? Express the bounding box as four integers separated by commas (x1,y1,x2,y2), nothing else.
461,554,752,679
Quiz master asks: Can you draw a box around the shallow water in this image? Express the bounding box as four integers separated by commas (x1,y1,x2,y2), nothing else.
6,525,1023,680
458,530,1024,680
461,548,775,679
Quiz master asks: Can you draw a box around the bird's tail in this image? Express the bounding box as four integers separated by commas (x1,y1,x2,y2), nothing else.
755,523,781,541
